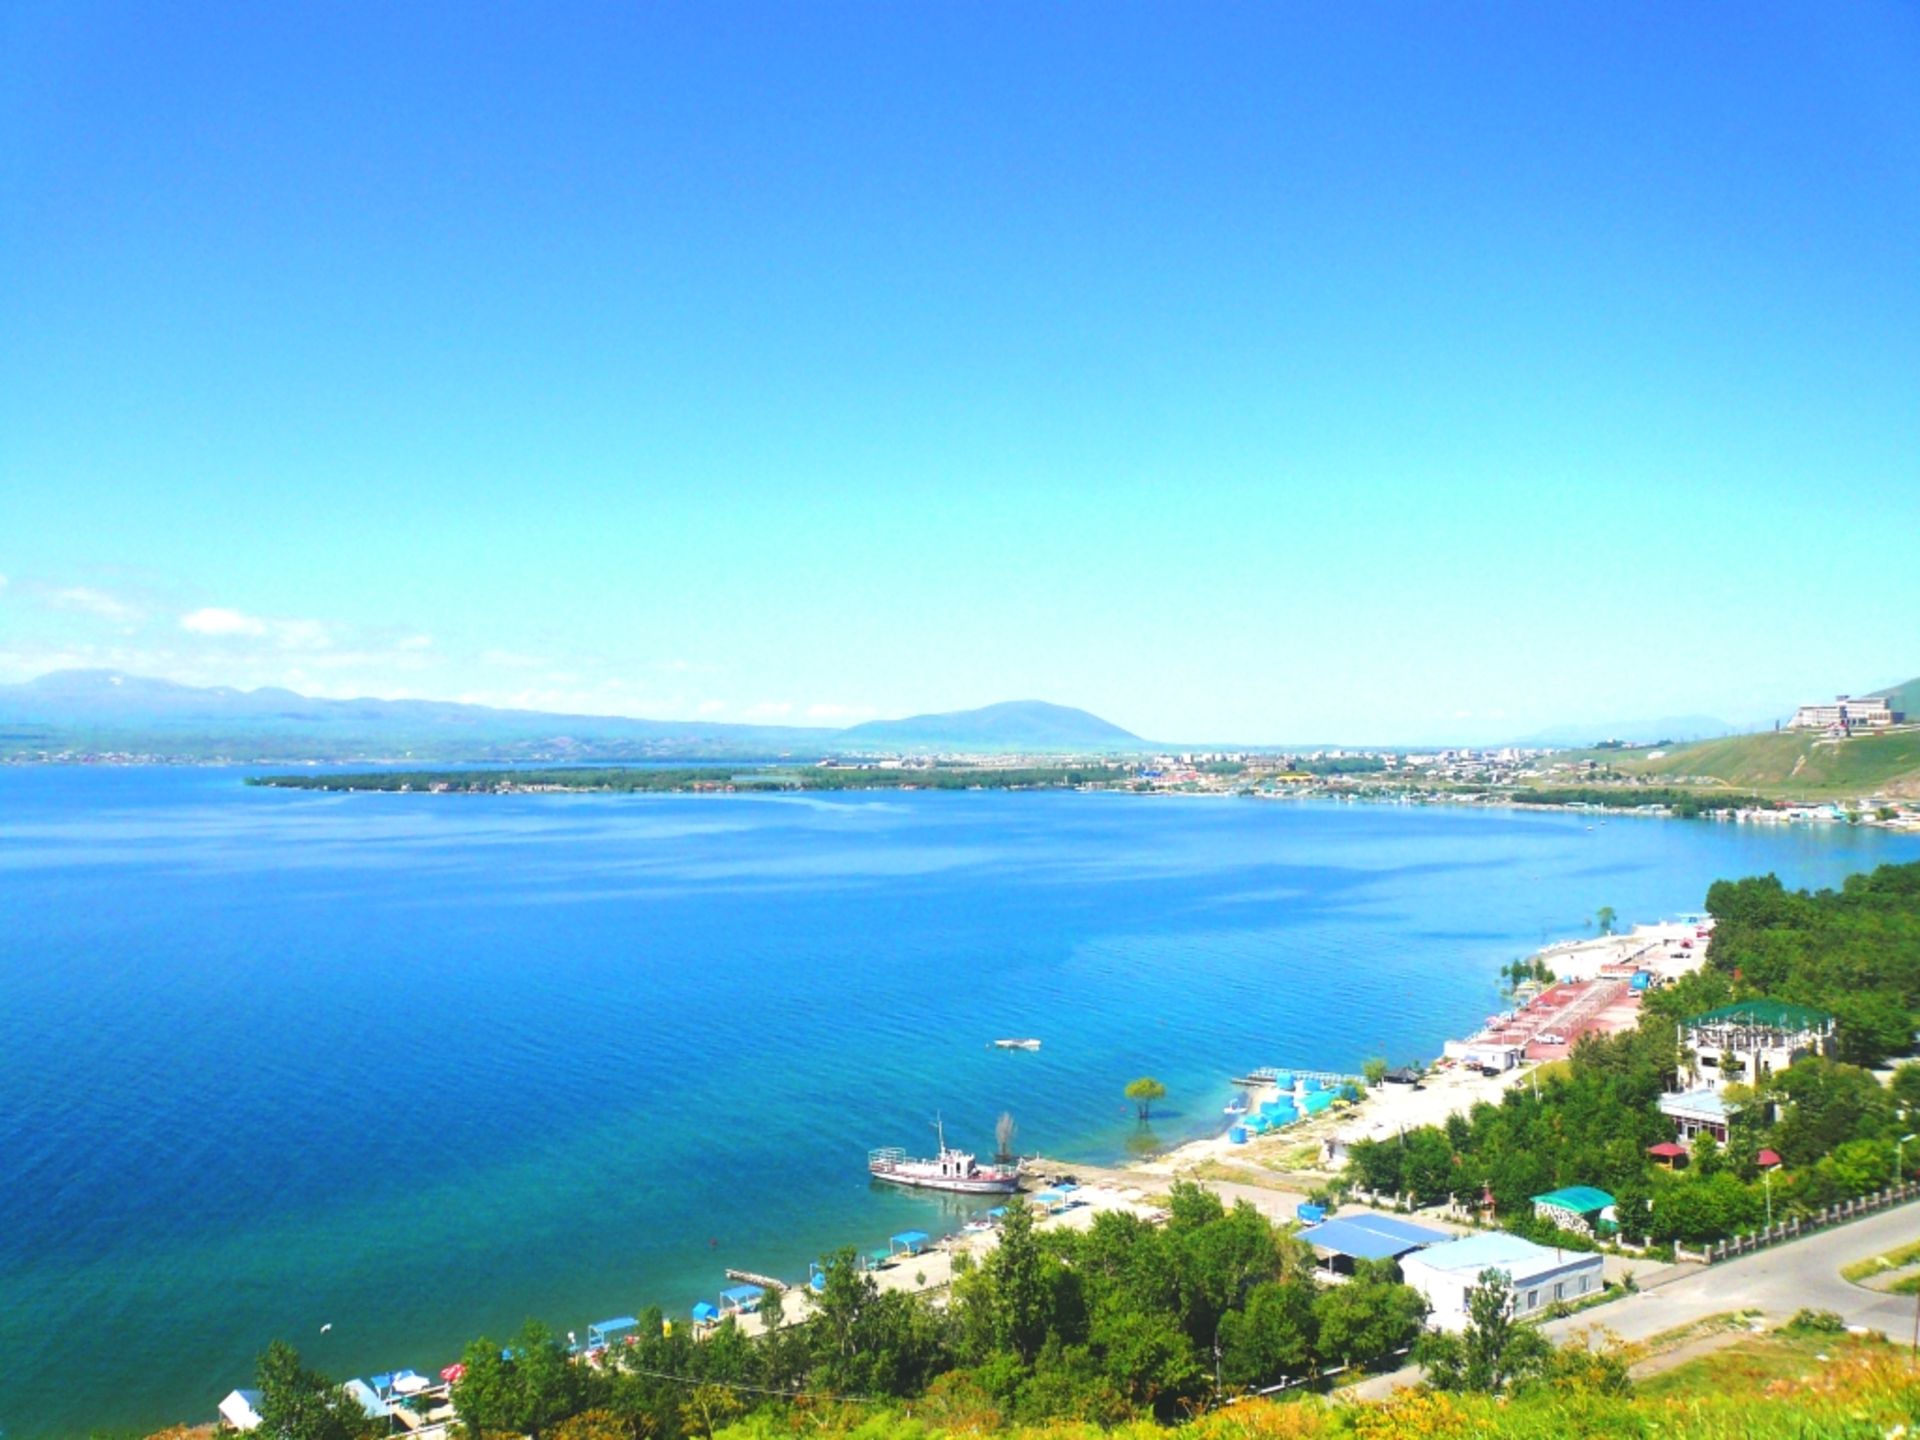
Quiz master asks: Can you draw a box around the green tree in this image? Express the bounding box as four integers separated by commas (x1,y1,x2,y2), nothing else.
255,1341,381,1440
677,1384,741,1439
1125,1076,1168,1119
1310,1260,1425,1369
1412,1268,1550,1394
452,1320,593,1440
1362,1056,1389,1087
1216,1278,1317,1387
1595,906,1617,936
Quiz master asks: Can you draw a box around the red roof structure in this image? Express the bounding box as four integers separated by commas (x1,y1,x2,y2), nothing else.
1757,1148,1782,1169
1647,1142,1686,1158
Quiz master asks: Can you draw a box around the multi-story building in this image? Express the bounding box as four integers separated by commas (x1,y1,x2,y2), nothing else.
1680,1000,1834,1091
1790,695,1901,731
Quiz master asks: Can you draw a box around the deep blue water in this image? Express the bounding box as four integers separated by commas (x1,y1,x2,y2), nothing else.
2,768,1916,1438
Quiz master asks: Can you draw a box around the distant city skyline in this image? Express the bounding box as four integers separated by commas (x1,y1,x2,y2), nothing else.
4,5,1917,746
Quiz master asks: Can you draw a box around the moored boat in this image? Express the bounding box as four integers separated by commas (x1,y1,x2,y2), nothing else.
991,1038,1042,1050
869,1119,1021,1194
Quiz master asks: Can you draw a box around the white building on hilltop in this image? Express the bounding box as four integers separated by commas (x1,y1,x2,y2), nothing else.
1790,695,1901,731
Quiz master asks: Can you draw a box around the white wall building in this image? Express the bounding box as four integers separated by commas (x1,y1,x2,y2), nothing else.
1790,695,1900,730
1400,1232,1605,1332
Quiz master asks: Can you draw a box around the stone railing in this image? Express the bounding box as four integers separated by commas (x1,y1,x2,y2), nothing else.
1680,1180,1920,1264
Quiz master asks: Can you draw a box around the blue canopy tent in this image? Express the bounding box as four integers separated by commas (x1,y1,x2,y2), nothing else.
986,1206,1008,1220
588,1317,639,1350
691,1301,721,1325
808,1260,829,1292
1031,1188,1068,1213
719,1284,764,1316
866,1246,894,1269
889,1230,930,1258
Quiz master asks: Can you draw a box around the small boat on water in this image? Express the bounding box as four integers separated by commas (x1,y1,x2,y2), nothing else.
869,1118,1021,1195
992,1037,1042,1050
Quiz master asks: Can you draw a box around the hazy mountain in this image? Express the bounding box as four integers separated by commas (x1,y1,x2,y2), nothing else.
0,671,1145,761
835,699,1145,752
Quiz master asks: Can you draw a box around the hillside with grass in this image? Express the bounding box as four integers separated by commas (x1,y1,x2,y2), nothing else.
1607,726,1920,800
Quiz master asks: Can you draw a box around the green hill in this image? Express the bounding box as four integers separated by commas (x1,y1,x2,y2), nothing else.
1874,673,1920,718
1608,725,1920,799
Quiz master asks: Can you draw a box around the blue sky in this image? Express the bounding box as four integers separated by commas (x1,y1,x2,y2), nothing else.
3,3,1917,744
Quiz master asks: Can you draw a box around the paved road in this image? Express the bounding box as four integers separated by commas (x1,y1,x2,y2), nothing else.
1346,1201,1920,1399
1542,1203,1920,1346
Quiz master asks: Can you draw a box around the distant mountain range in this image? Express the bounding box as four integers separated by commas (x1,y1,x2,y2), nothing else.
837,700,1142,751
0,670,1148,762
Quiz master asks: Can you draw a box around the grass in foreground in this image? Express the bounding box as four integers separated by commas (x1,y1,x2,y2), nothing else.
1842,1237,1920,1283
1635,1327,1886,1402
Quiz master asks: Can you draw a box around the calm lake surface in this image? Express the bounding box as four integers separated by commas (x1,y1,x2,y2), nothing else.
3,767,1916,1437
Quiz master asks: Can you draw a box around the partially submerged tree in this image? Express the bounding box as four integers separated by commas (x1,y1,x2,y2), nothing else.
1125,1076,1168,1119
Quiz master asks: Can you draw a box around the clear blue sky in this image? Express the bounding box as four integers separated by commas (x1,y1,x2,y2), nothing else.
3,3,1917,743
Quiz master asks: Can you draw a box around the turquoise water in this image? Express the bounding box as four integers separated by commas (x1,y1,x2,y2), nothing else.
3,768,1916,1438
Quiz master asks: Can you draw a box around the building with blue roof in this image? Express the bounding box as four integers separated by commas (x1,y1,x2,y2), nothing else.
1293,1212,1450,1270
1400,1231,1603,1330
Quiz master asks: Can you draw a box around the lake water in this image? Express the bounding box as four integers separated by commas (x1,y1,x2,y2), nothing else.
2,767,1915,1438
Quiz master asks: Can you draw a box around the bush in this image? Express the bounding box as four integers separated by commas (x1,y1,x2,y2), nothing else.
1784,1308,1847,1335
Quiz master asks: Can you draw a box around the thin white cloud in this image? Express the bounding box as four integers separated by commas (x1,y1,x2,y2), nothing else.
0,573,10,591
697,699,729,716
397,634,434,651
744,701,795,720
480,648,547,670
181,607,332,649
182,607,268,637
54,586,142,623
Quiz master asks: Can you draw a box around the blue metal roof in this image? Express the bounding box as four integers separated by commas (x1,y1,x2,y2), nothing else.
1343,1213,1452,1248
590,1316,638,1332
890,1229,930,1245
1406,1231,1574,1273
1295,1213,1450,1259
691,1301,720,1320
719,1284,764,1304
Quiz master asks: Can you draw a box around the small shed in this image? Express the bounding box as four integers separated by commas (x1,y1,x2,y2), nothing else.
341,1380,390,1421
218,1389,265,1433
888,1230,930,1258
1647,1142,1687,1170
1384,1067,1423,1086
691,1301,721,1325
1532,1185,1618,1238
719,1284,765,1316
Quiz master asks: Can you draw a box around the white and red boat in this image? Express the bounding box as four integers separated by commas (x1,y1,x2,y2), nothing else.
868,1119,1021,1195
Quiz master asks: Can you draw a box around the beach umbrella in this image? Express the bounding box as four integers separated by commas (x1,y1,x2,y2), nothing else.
440,1363,466,1384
